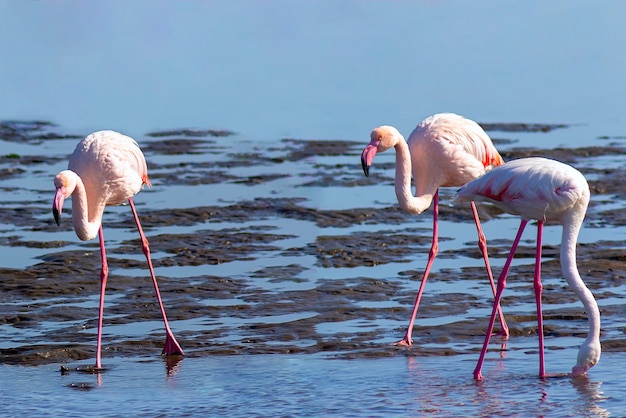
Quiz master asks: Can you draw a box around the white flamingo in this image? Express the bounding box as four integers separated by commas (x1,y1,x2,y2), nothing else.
53,130,184,368
361,113,508,346
455,157,600,380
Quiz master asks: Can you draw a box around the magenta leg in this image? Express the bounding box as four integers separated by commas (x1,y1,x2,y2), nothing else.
470,202,509,338
534,221,546,377
95,226,108,369
395,190,440,347
128,198,184,356
474,220,528,380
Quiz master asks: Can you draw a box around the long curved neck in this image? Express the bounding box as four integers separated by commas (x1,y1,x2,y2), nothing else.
560,218,600,344
70,173,105,241
393,139,433,214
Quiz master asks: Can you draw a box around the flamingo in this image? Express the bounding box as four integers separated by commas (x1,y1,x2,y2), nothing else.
454,157,600,380
361,113,509,346
52,130,184,369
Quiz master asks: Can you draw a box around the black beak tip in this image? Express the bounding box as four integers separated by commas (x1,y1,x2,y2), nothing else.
53,208,61,226
361,158,370,177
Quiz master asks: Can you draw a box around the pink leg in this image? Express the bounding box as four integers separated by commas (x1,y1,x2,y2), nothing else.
128,198,184,356
395,190,440,346
534,221,546,378
95,226,108,369
474,220,528,380
470,202,509,337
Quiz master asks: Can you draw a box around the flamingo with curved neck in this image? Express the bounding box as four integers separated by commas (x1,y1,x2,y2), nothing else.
455,157,600,380
361,113,508,346
53,130,184,369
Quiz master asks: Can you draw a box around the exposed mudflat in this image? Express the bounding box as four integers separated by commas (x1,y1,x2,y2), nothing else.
1,120,626,368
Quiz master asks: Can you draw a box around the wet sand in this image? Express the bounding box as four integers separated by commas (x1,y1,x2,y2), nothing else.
1,120,626,369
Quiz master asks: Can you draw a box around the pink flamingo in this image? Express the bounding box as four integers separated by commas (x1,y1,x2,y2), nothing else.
454,157,600,380
53,130,184,369
361,113,509,346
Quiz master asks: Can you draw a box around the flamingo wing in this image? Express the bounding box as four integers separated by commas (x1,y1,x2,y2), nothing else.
69,130,149,206
413,113,503,169
454,157,589,222
407,113,504,190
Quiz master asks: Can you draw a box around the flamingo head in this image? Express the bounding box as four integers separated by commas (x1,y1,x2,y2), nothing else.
571,339,601,378
53,170,77,226
361,125,402,177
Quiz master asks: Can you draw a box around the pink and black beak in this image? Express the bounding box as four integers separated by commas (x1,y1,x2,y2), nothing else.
360,140,380,177
52,188,66,226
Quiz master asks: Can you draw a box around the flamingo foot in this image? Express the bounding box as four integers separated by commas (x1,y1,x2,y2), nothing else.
392,335,413,347
162,332,184,356
76,364,106,374
474,370,483,381
492,328,510,339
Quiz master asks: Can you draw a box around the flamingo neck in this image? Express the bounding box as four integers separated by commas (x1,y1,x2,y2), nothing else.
69,172,105,241
560,218,600,346
393,140,433,214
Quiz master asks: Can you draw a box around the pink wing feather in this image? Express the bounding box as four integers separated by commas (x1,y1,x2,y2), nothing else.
454,157,589,222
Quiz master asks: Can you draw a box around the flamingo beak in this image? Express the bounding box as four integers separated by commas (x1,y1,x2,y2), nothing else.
360,140,380,177
571,366,586,377
361,155,369,177
53,187,66,226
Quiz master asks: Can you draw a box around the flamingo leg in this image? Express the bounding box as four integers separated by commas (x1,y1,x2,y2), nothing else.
128,198,184,357
474,219,528,380
394,190,440,346
95,226,108,369
470,202,509,338
534,221,546,378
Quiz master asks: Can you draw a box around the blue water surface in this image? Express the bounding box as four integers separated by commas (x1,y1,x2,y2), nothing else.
2,0,626,141
1,352,623,417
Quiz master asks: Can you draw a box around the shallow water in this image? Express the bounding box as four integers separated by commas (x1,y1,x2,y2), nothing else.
3,119,626,417
0,353,623,417
3,1,626,417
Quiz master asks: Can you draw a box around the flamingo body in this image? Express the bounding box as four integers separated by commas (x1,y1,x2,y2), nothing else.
455,157,600,379
53,130,183,368
69,130,149,206
361,113,508,346
407,113,504,191
362,113,504,214
54,131,149,241
456,157,588,222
